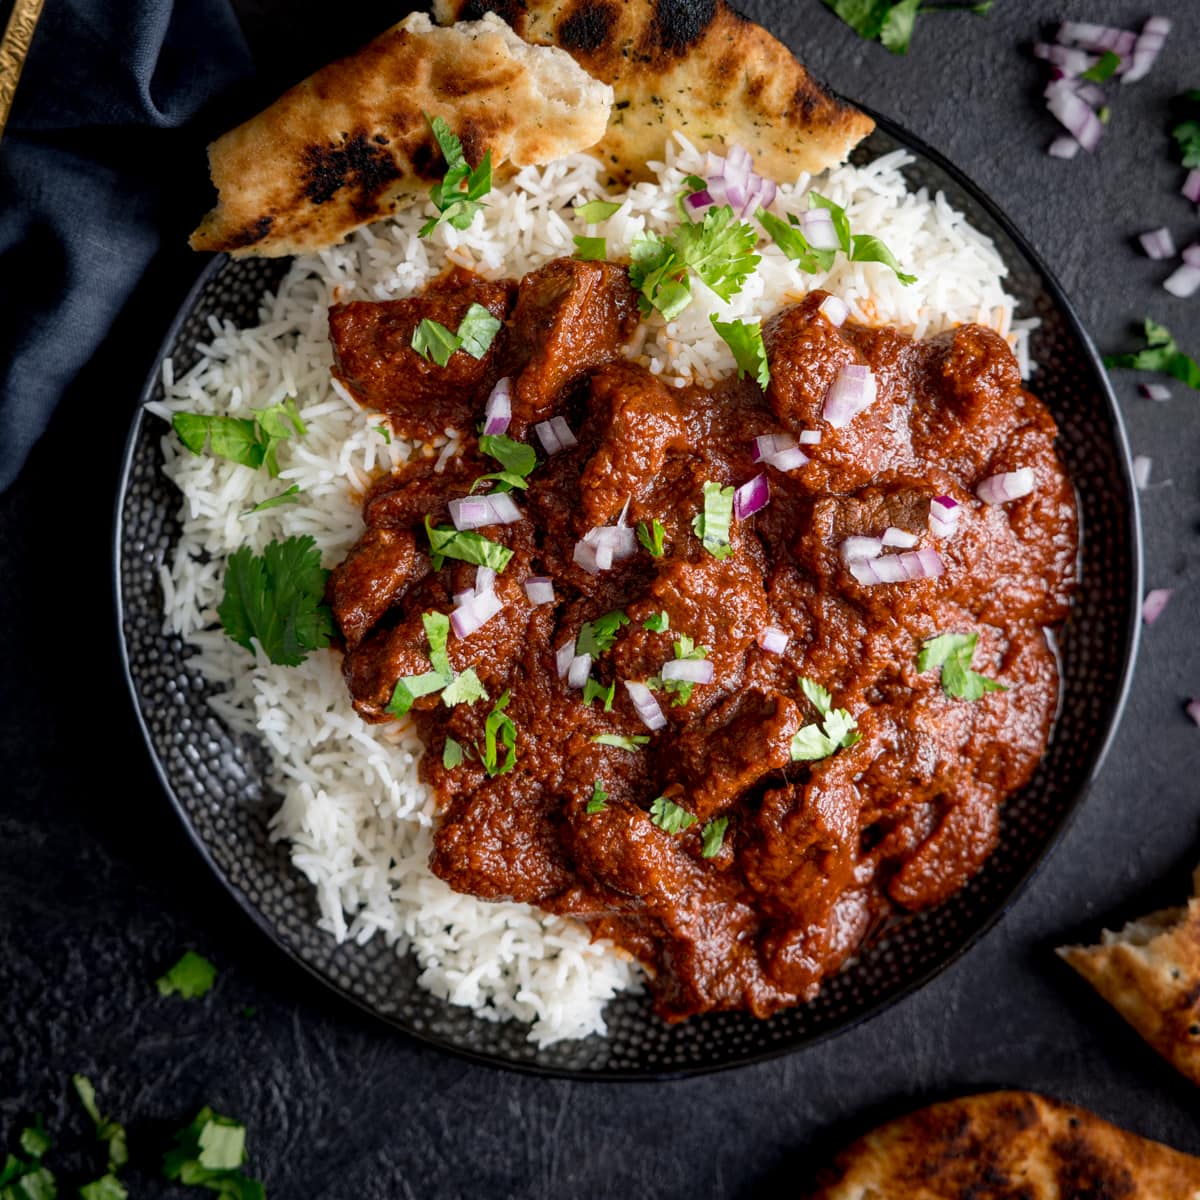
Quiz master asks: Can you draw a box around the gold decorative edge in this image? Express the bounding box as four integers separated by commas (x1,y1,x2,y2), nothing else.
0,0,46,143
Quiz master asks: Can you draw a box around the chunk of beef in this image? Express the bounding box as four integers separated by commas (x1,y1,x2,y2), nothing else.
328,527,416,649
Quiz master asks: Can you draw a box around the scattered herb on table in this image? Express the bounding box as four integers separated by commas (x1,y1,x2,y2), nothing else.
692,481,735,560
1171,90,1200,168
649,796,696,834
1104,318,1200,390
156,951,217,1000
823,0,991,56
1,1117,56,1200
73,1076,128,1176
173,397,305,478
918,632,1006,700
1080,50,1122,84
710,316,770,388
163,1108,265,1200
790,675,861,762
419,114,492,237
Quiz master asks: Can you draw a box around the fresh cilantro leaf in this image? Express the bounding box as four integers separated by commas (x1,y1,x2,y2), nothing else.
710,316,770,387
573,235,607,262
657,635,709,706
824,0,990,54
0,1154,56,1200
692,480,735,560
583,677,616,712
1174,118,1200,168
80,1174,127,1200
790,724,838,761
411,318,462,366
756,208,837,274
17,1121,49,1163
822,707,861,748
252,397,307,477
586,780,609,814
1097,104,1112,125
648,796,696,834
424,517,514,571
850,234,917,285
475,435,537,494
443,737,464,768
72,1075,128,1173
440,668,488,707
173,397,305,479
879,0,922,52
163,1108,264,1200
420,114,492,236
455,303,502,359
1104,318,1200,390
387,671,446,718
577,610,630,657
590,733,650,750
918,631,1006,701
636,518,666,557
241,484,302,518
575,199,622,223
628,230,692,321
374,423,392,444
478,691,517,777
218,535,334,667
156,950,217,1000
799,676,832,716
701,816,728,858
643,611,670,633
808,192,852,252
1081,49,1121,83
421,611,452,678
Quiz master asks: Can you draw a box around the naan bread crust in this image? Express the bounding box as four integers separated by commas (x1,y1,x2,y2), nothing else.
190,13,613,257
804,1091,1200,1199
1058,867,1200,1088
432,0,875,183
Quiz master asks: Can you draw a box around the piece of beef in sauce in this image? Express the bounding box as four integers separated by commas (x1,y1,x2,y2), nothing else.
324,268,1078,1024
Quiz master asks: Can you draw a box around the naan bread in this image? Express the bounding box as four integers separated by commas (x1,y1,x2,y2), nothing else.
433,0,874,183
190,13,613,257
804,1091,1200,1199
1058,866,1200,1087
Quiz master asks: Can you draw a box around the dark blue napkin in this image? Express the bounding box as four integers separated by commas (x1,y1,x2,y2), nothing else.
0,0,254,491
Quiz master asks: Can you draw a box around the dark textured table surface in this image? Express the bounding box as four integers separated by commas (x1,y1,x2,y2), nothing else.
3,2,1199,1196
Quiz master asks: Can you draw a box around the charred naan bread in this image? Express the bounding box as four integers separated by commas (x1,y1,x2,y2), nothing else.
190,13,613,257
804,1091,1200,1199
1058,866,1200,1087
432,0,874,183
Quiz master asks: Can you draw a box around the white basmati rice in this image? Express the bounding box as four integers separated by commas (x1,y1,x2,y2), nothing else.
150,135,1029,1044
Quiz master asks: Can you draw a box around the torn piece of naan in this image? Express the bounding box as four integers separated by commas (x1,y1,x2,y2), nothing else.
432,0,875,184
190,13,613,257
1058,866,1200,1088
803,1091,1200,1199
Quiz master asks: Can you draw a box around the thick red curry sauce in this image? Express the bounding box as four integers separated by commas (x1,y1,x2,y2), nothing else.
326,258,1077,1021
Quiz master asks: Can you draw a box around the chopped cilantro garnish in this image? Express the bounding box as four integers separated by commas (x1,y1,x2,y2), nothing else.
756,208,836,274
156,951,217,1000
387,671,445,718
443,737,464,768
653,635,710,706
628,205,760,320
0,1144,56,1200
636,518,666,557
573,235,607,262
477,691,517,777
809,192,852,251
241,484,302,518
374,423,392,444
823,0,991,55
456,304,502,360
1172,91,1200,167
388,614,488,714
692,481,735,560
648,796,696,834
163,1108,264,1200
849,234,918,285
583,677,616,711
425,516,514,571
701,816,729,858
590,733,650,750
422,612,452,678
173,396,305,478
643,611,670,633
791,676,860,762
586,779,609,813
474,434,537,493
411,318,462,366
575,199,622,223
17,1122,50,1164
218,535,333,667
710,315,770,388
918,632,1006,701
1081,50,1121,83
80,1175,127,1200
73,1075,128,1174
441,668,488,707
1104,318,1200,390
577,610,630,658
420,114,492,237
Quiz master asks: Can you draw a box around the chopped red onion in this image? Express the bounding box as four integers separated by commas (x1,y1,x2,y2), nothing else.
575,523,637,575
1139,383,1171,402
977,468,1036,505
1033,42,1098,77
686,189,713,211
1045,80,1103,152
751,433,809,472
850,548,944,587
1133,455,1152,490
929,496,961,540
818,295,848,327
524,576,555,605
556,639,576,678
882,526,918,549
534,416,577,456
450,587,504,639
689,144,777,220
1139,227,1176,260
566,652,592,689
1048,136,1080,159
453,589,474,607
799,209,840,251
733,473,770,520
573,540,599,575
660,658,714,685
1057,22,1136,57
550,416,577,450
822,364,877,428
1073,82,1108,108
1121,15,1170,85
624,680,666,731
1187,698,1200,728
757,626,789,654
1164,264,1200,298
840,535,883,562
1184,171,1200,204
475,566,496,594
1142,587,1173,625
798,429,822,446
448,497,495,530
482,378,512,436
1183,243,1200,267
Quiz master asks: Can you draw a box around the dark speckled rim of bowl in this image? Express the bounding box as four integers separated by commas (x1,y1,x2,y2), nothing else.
113,107,1142,1081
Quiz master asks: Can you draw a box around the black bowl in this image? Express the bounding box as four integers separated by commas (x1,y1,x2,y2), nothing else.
114,115,1142,1079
